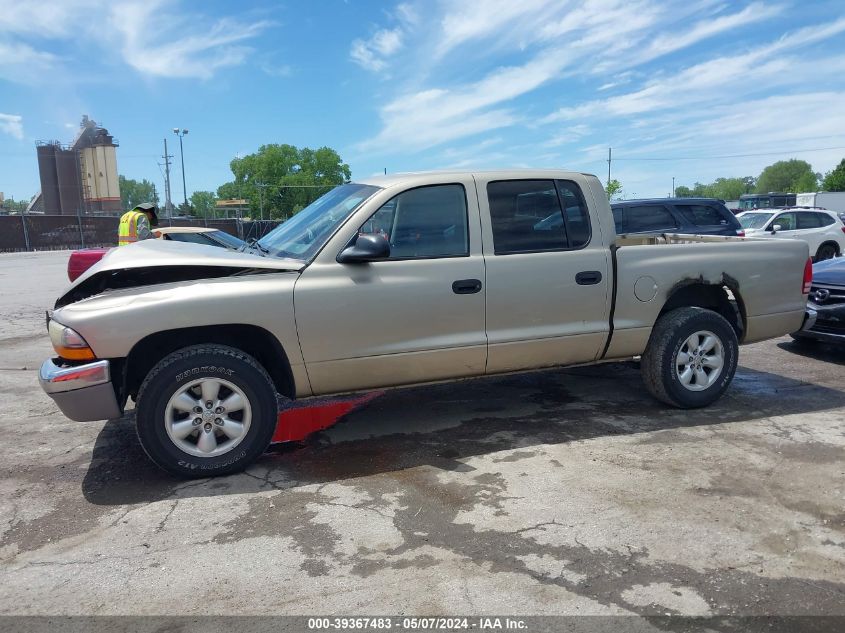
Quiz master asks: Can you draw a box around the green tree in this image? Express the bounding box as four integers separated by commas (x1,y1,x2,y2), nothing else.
793,171,820,193
605,179,623,200
217,144,351,219
822,158,845,191
674,185,693,197
119,176,159,210
190,191,217,219
755,159,816,193
0,196,29,213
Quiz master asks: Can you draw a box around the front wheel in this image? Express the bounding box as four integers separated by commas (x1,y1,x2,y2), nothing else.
135,345,278,478
641,307,739,408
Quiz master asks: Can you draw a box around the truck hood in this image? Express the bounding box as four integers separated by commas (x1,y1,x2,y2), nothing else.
56,239,304,308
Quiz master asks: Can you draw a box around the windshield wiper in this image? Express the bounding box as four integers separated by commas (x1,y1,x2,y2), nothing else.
241,238,269,257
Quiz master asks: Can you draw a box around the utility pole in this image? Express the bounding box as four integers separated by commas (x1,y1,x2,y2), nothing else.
162,138,174,218
172,128,189,212
607,147,612,185
672,176,675,197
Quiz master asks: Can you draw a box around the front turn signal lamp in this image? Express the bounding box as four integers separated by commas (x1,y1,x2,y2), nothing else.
48,319,96,361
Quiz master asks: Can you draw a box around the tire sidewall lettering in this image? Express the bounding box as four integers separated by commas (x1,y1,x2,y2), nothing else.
175,366,236,383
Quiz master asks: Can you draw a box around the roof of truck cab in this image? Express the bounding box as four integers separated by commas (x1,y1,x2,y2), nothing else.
612,197,727,206
354,169,598,188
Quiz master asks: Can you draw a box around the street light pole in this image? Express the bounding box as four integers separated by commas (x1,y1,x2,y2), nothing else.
172,128,189,211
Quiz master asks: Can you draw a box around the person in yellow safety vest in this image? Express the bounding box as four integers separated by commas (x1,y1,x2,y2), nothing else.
118,203,159,246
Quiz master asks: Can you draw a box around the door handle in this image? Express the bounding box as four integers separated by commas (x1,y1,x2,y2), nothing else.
575,271,603,285
452,279,482,294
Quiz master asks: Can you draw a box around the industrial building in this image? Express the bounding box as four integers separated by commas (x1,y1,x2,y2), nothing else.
35,116,121,216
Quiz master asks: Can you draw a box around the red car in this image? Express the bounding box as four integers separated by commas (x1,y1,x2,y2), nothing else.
66,227,246,281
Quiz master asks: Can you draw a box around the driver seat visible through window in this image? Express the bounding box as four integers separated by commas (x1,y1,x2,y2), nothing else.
365,184,468,259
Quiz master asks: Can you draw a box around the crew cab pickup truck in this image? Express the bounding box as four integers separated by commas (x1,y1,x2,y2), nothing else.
39,170,812,477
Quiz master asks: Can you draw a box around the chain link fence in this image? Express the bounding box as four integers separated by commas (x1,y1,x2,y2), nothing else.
0,216,281,253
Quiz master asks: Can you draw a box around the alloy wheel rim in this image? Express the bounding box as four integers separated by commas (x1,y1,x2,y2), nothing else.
164,378,252,457
675,330,724,392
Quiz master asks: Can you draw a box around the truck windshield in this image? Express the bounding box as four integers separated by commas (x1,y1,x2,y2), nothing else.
738,212,774,229
256,183,380,260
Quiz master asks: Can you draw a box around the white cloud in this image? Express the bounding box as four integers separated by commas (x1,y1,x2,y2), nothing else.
0,113,24,140
0,0,102,38
642,2,783,61
350,28,404,72
108,1,269,79
355,0,791,153
0,41,58,80
0,0,269,82
542,17,845,124
350,2,420,73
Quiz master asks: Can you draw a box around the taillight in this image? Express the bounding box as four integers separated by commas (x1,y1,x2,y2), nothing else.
802,257,813,294
736,229,745,237
841,226,845,234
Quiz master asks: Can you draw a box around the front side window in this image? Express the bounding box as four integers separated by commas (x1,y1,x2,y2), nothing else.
624,205,678,233
357,184,468,259
771,212,797,231
488,179,590,254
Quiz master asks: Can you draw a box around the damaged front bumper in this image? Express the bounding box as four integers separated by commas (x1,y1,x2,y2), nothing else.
39,358,122,421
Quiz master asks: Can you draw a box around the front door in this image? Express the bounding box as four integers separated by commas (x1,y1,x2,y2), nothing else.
294,180,487,395
476,175,611,374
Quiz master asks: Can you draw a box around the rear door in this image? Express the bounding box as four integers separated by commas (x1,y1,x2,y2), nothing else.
478,176,610,374
674,202,738,236
617,204,679,234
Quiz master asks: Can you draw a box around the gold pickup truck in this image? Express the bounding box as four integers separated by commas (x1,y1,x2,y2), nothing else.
39,170,812,477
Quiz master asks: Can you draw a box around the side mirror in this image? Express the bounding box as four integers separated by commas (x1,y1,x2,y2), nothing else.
771,224,782,234
337,233,390,264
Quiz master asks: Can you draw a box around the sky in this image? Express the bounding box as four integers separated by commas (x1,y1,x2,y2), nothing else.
2,0,845,203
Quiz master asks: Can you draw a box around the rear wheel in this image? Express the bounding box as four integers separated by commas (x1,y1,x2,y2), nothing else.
136,344,278,478
642,307,738,408
815,243,838,261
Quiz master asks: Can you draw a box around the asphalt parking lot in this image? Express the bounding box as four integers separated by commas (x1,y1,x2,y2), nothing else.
0,250,843,618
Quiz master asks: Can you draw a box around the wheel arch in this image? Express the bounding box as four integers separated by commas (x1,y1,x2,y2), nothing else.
121,324,295,403
816,240,840,258
658,278,747,342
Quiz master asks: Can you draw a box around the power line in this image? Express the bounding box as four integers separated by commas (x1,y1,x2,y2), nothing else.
613,145,845,161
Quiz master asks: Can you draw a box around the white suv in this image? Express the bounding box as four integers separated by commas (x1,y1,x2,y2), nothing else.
738,207,845,261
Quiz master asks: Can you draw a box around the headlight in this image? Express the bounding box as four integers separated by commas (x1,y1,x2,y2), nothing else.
48,319,96,361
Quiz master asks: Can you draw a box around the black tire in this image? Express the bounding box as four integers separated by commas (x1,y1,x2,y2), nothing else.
815,243,838,262
641,307,738,408
136,344,278,478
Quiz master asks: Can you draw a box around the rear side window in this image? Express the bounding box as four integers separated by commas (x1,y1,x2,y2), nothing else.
797,213,823,229
623,205,678,233
358,184,468,259
677,204,731,227
487,179,590,254
819,213,836,227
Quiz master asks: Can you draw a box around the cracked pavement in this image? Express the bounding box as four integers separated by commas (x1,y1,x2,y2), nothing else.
0,250,843,618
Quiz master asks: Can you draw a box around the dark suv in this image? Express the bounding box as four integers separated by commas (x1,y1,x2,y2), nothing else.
612,198,744,237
